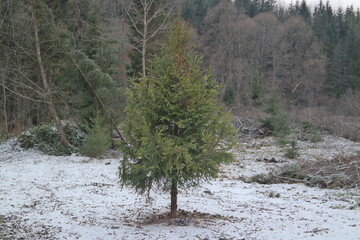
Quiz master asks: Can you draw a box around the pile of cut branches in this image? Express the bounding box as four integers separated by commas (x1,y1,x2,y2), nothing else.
250,153,360,189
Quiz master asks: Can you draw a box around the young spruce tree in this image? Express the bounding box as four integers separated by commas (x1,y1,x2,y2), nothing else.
119,19,237,216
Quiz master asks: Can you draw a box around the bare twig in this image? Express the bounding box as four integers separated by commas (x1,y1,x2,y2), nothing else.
0,83,45,103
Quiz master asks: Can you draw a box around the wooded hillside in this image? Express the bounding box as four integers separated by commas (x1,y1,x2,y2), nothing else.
1,0,359,139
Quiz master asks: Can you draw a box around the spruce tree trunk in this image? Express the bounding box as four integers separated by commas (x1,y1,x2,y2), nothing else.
170,179,178,217
33,14,70,148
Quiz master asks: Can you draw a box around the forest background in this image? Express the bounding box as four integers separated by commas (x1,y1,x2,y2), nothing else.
1,0,360,146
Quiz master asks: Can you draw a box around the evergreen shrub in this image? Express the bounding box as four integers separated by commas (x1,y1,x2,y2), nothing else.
82,112,111,158
284,140,300,159
16,122,85,155
0,133,7,143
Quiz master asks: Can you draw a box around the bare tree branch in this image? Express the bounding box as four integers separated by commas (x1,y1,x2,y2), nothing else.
0,82,45,103
121,0,175,77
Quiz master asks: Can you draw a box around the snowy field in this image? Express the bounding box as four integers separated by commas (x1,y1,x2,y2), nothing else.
1,136,360,240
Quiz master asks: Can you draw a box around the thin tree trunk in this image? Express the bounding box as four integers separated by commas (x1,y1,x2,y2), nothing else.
142,37,147,77
1,76,8,134
170,179,178,217
122,0,174,78
142,0,148,78
33,13,70,148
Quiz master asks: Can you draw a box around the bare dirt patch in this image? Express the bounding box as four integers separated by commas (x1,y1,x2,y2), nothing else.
138,209,240,227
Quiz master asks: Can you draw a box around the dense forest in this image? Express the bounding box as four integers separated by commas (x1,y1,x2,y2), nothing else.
1,0,360,142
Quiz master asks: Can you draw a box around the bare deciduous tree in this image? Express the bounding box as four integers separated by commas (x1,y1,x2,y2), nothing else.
201,4,325,108
276,16,325,105
344,90,360,114
121,0,175,77
0,1,71,145
32,5,70,147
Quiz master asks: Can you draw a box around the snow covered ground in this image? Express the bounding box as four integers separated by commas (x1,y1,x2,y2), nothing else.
1,136,360,240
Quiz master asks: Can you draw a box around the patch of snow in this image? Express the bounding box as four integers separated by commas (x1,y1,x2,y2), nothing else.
0,136,360,239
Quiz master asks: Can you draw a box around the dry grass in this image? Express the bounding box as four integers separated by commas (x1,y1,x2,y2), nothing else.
305,154,360,189
292,107,360,142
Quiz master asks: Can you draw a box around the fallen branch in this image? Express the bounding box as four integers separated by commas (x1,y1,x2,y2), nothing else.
69,54,126,142
304,228,330,234
274,175,310,184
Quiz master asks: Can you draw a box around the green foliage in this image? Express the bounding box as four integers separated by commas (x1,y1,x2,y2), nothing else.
223,87,235,106
261,115,288,136
37,0,119,125
288,0,311,22
261,93,296,157
74,1,114,72
181,0,221,27
301,121,323,145
0,133,8,144
82,112,111,158
312,1,360,96
61,50,122,125
251,72,263,105
235,0,276,17
16,122,85,155
44,0,71,20
309,131,323,146
119,19,237,195
261,94,290,137
299,0,311,22
284,140,300,159
44,0,120,124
